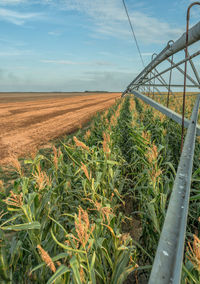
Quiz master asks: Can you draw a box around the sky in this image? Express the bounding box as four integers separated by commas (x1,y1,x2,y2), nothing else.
0,0,199,92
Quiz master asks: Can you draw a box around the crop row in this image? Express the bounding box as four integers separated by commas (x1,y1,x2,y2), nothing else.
148,92,199,123
0,95,200,283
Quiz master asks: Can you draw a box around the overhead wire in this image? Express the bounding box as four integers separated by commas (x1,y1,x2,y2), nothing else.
122,0,145,68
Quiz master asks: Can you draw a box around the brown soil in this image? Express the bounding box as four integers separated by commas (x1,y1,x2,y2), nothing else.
0,92,121,165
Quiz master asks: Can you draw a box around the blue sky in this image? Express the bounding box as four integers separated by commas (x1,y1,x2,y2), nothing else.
0,0,199,92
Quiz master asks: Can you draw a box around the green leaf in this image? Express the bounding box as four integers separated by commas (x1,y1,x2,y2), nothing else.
48,215,68,235
0,213,23,228
192,167,200,178
164,162,176,176
0,241,10,280
111,252,130,284
20,177,29,195
61,143,80,166
182,264,199,283
10,239,22,267
50,228,85,254
96,237,106,247
117,265,136,284
106,160,120,165
90,252,96,284
70,256,82,284
30,253,69,274
1,221,41,231
147,202,160,234
47,265,70,284
190,194,200,201
101,247,113,270
6,207,21,212
24,159,34,164
131,239,153,261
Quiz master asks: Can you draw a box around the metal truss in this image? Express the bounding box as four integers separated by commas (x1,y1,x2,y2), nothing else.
122,21,200,97
149,94,200,283
122,2,200,283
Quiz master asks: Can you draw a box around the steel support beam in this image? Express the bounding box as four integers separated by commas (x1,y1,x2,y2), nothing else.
129,90,200,136
129,50,200,90
153,68,175,95
188,56,200,84
148,94,200,284
122,20,200,95
167,57,200,88
131,83,198,88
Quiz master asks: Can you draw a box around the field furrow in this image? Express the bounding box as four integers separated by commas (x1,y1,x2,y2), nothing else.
0,92,121,164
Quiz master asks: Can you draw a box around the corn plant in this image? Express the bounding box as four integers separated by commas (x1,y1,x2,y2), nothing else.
1,95,200,283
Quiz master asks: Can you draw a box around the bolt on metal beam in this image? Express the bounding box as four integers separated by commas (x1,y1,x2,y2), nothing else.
148,94,200,284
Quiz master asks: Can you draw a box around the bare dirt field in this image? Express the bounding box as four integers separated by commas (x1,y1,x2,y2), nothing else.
0,92,121,165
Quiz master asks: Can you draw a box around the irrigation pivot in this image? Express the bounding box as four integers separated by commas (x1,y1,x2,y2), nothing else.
122,2,200,283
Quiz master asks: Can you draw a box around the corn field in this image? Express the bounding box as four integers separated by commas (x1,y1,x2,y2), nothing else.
0,95,200,283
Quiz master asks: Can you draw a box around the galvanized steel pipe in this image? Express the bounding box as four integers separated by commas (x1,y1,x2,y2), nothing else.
148,94,200,284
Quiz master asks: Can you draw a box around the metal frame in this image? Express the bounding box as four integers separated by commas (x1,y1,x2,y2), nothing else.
131,83,198,88
121,3,200,283
166,57,200,88
149,94,200,283
122,21,200,96
123,50,200,93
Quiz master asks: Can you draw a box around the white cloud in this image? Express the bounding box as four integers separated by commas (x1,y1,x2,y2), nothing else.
172,0,200,22
0,0,26,5
0,0,184,43
41,59,78,65
141,52,154,56
48,31,62,36
98,51,112,56
0,51,21,56
0,8,41,25
0,69,134,92
51,0,183,45
0,48,33,56
41,59,115,67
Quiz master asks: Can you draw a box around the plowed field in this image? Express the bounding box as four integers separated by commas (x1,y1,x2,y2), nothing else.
0,92,121,165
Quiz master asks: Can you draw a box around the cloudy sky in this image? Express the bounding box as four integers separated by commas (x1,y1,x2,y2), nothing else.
0,0,199,92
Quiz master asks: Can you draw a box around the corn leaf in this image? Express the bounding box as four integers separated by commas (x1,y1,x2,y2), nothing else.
50,228,85,254
1,221,41,231
47,265,70,284
90,252,96,284
30,253,69,274
70,256,82,284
